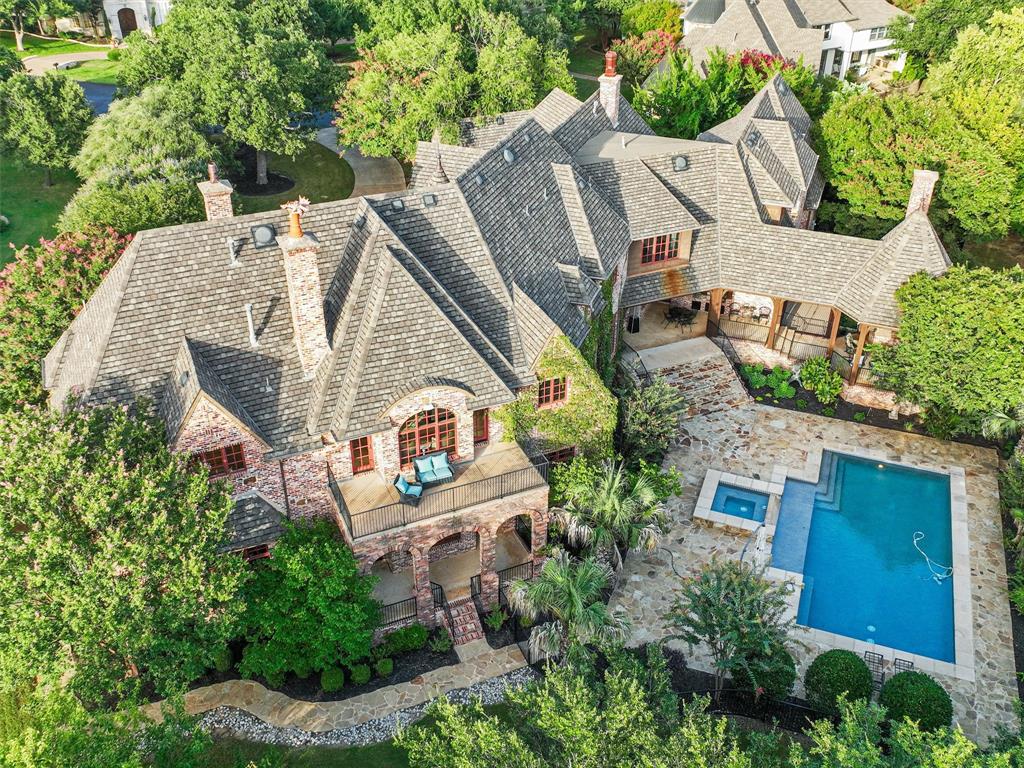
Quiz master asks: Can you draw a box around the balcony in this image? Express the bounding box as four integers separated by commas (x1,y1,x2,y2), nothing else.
330,442,549,539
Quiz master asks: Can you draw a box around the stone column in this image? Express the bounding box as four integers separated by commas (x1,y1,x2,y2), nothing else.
479,529,499,607
531,508,549,557
411,547,436,627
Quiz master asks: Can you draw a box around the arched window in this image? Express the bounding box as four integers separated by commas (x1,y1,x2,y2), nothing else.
398,408,457,467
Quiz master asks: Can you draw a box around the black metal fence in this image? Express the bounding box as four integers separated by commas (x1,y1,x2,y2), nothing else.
618,342,651,385
773,330,831,361
681,688,829,733
431,581,454,634
719,316,770,343
335,455,549,539
379,596,417,627
497,561,534,597
514,515,532,550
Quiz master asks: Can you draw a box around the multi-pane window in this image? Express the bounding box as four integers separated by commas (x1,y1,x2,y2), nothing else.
198,444,246,477
869,26,888,40
537,377,568,407
350,436,374,474
545,446,576,465
398,408,457,467
473,409,489,444
821,23,832,40
640,233,680,264
240,544,271,561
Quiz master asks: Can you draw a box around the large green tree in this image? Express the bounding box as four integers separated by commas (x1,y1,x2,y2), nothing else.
0,403,247,706
816,90,1017,239
238,519,380,685
60,84,217,234
0,0,83,50
119,0,339,185
0,47,22,83
0,227,130,410
869,266,1024,430
888,0,1023,70
0,72,93,186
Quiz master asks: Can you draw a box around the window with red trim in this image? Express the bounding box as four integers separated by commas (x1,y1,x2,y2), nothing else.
350,436,374,474
398,408,457,468
640,233,680,264
537,377,567,406
240,544,271,561
545,446,577,465
198,444,246,477
473,409,489,444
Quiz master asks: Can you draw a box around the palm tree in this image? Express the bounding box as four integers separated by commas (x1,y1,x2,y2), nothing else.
507,550,629,661
982,403,1024,442
554,461,665,570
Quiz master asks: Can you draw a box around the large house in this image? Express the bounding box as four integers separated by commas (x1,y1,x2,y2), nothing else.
674,0,908,79
102,0,170,39
43,54,948,642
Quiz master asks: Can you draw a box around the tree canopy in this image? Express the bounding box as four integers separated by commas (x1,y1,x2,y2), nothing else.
0,403,247,706
888,0,1024,70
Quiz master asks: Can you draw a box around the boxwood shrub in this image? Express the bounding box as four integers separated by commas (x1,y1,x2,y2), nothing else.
213,646,234,674
375,657,394,678
804,650,873,714
320,666,345,693
879,671,953,731
350,663,372,686
380,624,429,657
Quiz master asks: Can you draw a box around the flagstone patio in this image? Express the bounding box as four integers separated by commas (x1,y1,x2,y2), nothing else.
610,345,1018,744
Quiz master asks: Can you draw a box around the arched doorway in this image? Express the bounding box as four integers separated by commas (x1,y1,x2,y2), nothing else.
495,514,534,598
369,551,416,628
116,7,138,35
427,531,480,603
398,407,457,467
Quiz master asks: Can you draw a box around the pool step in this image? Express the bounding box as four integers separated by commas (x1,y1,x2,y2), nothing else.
814,452,846,513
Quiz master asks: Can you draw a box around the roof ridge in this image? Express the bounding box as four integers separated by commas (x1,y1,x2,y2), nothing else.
183,338,272,445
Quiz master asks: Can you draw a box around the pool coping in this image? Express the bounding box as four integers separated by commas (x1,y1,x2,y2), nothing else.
781,444,974,682
694,469,785,539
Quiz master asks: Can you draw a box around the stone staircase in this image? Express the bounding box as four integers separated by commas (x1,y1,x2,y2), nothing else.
661,353,751,417
447,597,484,645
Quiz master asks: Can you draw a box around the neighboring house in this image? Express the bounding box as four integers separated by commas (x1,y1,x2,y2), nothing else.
672,0,908,79
43,53,948,641
103,0,171,39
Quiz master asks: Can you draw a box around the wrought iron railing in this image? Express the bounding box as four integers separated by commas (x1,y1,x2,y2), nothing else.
773,329,832,361
497,561,534,596
830,349,853,380
719,316,770,343
706,318,741,366
618,341,651,384
469,574,481,597
782,315,830,337
514,515,532,550
379,596,417,627
431,581,454,635
333,454,549,539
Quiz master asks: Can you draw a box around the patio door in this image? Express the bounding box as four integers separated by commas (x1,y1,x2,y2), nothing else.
398,407,457,467
117,7,137,34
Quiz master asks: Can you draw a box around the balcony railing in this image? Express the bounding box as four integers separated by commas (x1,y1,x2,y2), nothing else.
331,454,549,539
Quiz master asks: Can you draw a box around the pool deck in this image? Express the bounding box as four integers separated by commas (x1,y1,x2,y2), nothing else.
610,347,1017,744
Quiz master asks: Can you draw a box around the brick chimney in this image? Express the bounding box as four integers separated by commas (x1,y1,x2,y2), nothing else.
197,163,234,220
906,169,939,218
598,50,622,128
277,198,329,377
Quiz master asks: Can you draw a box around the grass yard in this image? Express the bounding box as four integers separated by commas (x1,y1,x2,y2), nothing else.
964,233,1024,271
236,142,355,215
573,76,599,99
568,39,605,78
0,30,108,58
207,737,409,768
68,58,120,85
0,155,80,264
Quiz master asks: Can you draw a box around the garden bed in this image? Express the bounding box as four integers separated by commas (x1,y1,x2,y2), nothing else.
481,613,517,651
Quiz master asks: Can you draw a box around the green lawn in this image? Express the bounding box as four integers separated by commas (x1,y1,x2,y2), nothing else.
0,155,80,264
68,58,120,85
207,737,409,768
0,30,108,58
573,76,599,99
327,42,358,63
236,142,355,215
568,27,605,77
964,233,1024,270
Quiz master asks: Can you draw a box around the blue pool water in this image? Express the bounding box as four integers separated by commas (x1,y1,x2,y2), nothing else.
712,484,769,522
797,452,954,662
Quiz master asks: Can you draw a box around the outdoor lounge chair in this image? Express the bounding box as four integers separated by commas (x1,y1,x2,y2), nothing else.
393,474,423,506
414,451,454,486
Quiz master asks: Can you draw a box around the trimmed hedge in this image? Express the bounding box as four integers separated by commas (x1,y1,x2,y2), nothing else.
375,657,394,678
731,644,796,701
350,664,372,686
213,646,234,674
879,671,953,731
380,624,429,657
804,650,873,715
320,666,345,693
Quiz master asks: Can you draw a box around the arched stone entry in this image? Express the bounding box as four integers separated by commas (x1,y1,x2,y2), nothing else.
369,550,416,628
117,7,138,34
427,531,481,603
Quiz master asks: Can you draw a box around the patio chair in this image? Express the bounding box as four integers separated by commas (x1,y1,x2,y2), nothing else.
393,474,423,506
894,657,915,675
413,451,455,486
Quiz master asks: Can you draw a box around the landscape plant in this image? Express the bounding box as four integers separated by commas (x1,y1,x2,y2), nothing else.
878,671,953,731
803,649,874,715
0,402,247,706
665,559,793,699
610,29,676,85
887,0,1021,70
350,663,372,686
730,640,797,702
484,605,508,633
507,549,629,660
379,623,429,656
375,657,394,678
238,520,380,685
320,666,345,693
620,0,681,37
799,356,844,405
616,375,685,468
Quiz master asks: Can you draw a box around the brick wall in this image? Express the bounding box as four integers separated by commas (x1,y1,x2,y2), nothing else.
196,180,234,221
278,234,330,377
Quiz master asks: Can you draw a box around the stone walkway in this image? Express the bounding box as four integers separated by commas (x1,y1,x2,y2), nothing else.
611,343,1018,745
143,644,526,732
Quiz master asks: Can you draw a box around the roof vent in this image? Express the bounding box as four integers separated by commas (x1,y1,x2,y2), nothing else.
391,198,405,211
227,236,243,265
524,203,531,217
178,371,189,387
592,102,599,116
354,213,366,229
422,193,438,207
523,131,532,143
496,115,505,125
503,147,516,164
543,187,549,201
251,224,277,248
745,130,761,149
673,155,690,172
244,303,258,348
474,173,485,186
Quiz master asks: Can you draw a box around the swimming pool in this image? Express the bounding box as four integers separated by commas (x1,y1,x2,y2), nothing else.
711,484,769,522
797,452,954,662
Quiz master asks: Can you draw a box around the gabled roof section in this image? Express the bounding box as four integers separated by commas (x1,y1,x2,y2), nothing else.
835,211,951,327
410,142,486,189
532,88,584,134
551,162,631,279
551,91,655,154
685,0,725,24
162,338,271,445
557,263,600,307
796,0,855,26
220,492,285,553
581,158,701,239
459,111,533,149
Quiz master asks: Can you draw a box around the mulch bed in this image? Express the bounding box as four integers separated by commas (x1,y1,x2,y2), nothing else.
482,616,517,651
230,146,295,197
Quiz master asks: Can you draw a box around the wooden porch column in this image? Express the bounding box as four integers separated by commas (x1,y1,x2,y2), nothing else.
826,307,841,354
764,297,785,349
848,322,870,385
705,288,724,337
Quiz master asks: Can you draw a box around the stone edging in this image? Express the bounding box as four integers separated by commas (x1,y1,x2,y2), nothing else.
142,644,526,733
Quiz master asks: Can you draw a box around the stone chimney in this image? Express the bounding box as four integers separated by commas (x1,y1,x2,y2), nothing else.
906,169,939,218
598,50,622,128
277,198,329,377
197,163,234,220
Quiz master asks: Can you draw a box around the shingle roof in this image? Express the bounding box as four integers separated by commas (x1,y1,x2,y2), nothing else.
220,492,285,552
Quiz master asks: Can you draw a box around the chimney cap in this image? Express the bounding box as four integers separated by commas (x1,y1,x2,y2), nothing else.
281,197,311,238
604,50,618,77
207,162,219,182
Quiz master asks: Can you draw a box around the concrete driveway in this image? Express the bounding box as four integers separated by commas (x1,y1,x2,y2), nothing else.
22,52,116,113
316,126,406,198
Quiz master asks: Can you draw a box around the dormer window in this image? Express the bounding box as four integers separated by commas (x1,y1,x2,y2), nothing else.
640,233,680,264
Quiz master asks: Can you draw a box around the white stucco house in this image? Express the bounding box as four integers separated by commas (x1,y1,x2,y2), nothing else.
103,0,172,39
